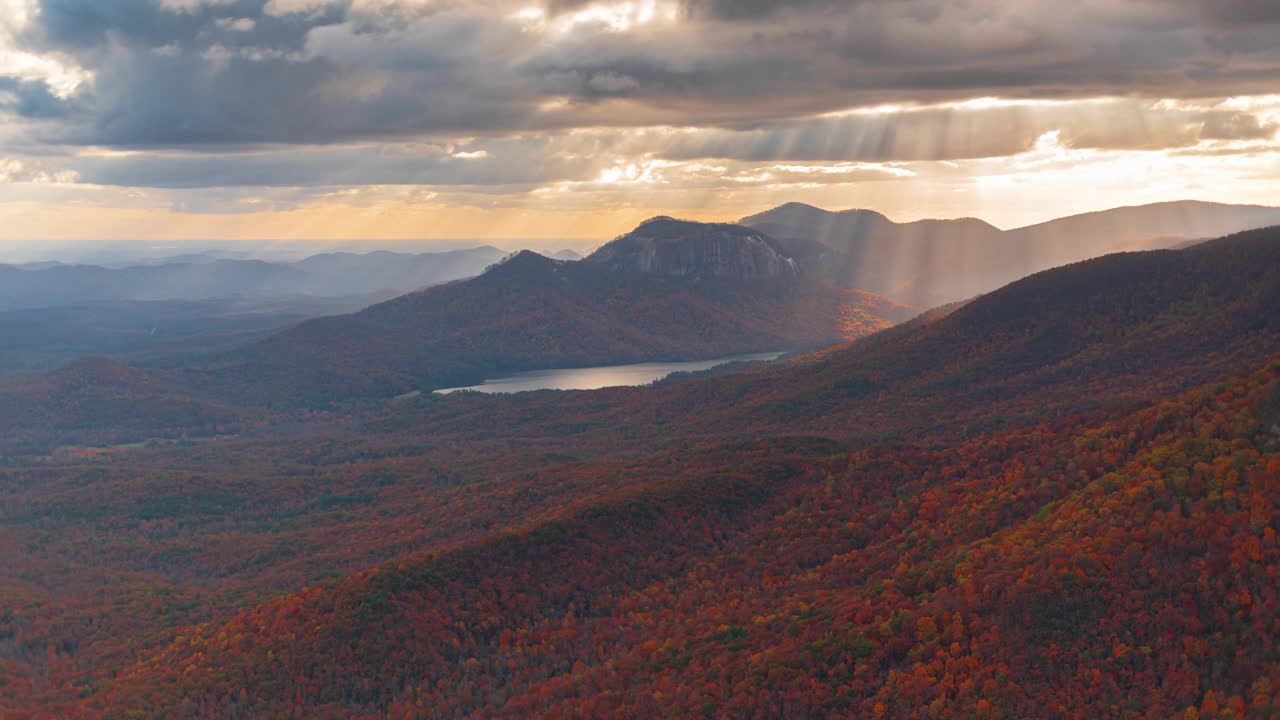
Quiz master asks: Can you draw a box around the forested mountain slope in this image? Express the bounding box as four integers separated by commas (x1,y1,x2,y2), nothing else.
218,231,908,404
391,227,1280,449
102,354,1280,719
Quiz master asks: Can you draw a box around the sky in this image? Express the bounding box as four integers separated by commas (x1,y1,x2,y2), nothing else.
0,0,1278,251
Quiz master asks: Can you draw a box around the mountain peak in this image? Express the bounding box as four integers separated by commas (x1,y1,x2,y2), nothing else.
835,208,890,220
759,202,827,217
538,248,584,262
743,203,1000,230
586,218,799,280
638,214,678,226
479,250,562,280
741,203,890,227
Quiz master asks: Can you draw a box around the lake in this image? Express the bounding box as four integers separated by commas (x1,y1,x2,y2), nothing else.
434,352,785,395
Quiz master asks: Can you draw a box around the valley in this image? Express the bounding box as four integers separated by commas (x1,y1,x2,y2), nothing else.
0,210,1277,720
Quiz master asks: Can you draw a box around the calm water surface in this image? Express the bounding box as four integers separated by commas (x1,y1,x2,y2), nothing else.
434,352,784,395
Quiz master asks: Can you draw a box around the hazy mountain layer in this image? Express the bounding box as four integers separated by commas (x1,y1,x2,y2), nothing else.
0,247,508,309
743,200,1280,307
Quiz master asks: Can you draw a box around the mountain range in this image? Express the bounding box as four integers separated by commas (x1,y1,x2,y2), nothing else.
5,200,1280,418
4,200,1275,315
190,201,1280,406
743,199,1280,306
213,218,910,404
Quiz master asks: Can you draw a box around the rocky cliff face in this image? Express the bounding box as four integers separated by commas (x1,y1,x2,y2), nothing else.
586,217,799,281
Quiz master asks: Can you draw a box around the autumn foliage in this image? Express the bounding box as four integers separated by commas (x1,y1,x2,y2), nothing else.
94,360,1280,719
0,229,1276,719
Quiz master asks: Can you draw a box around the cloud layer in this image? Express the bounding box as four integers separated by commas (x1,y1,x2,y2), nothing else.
0,0,1277,241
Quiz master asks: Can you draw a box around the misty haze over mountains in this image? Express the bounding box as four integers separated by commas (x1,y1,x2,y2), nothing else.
0,239,555,266
0,246,504,369
1,199,1277,375
6,199,1278,309
0,246,509,309
743,200,1280,307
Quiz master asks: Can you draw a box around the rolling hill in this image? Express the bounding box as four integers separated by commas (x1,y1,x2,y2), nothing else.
0,356,242,456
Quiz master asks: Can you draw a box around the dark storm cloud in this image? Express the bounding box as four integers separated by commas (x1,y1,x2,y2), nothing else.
33,0,338,53
526,0,1280,128
0,76,79,118
16,2,541,147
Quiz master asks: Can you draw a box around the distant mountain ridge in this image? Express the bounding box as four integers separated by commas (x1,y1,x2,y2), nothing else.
742,199,1280,307
0,246,509,310
10,199,1278,419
